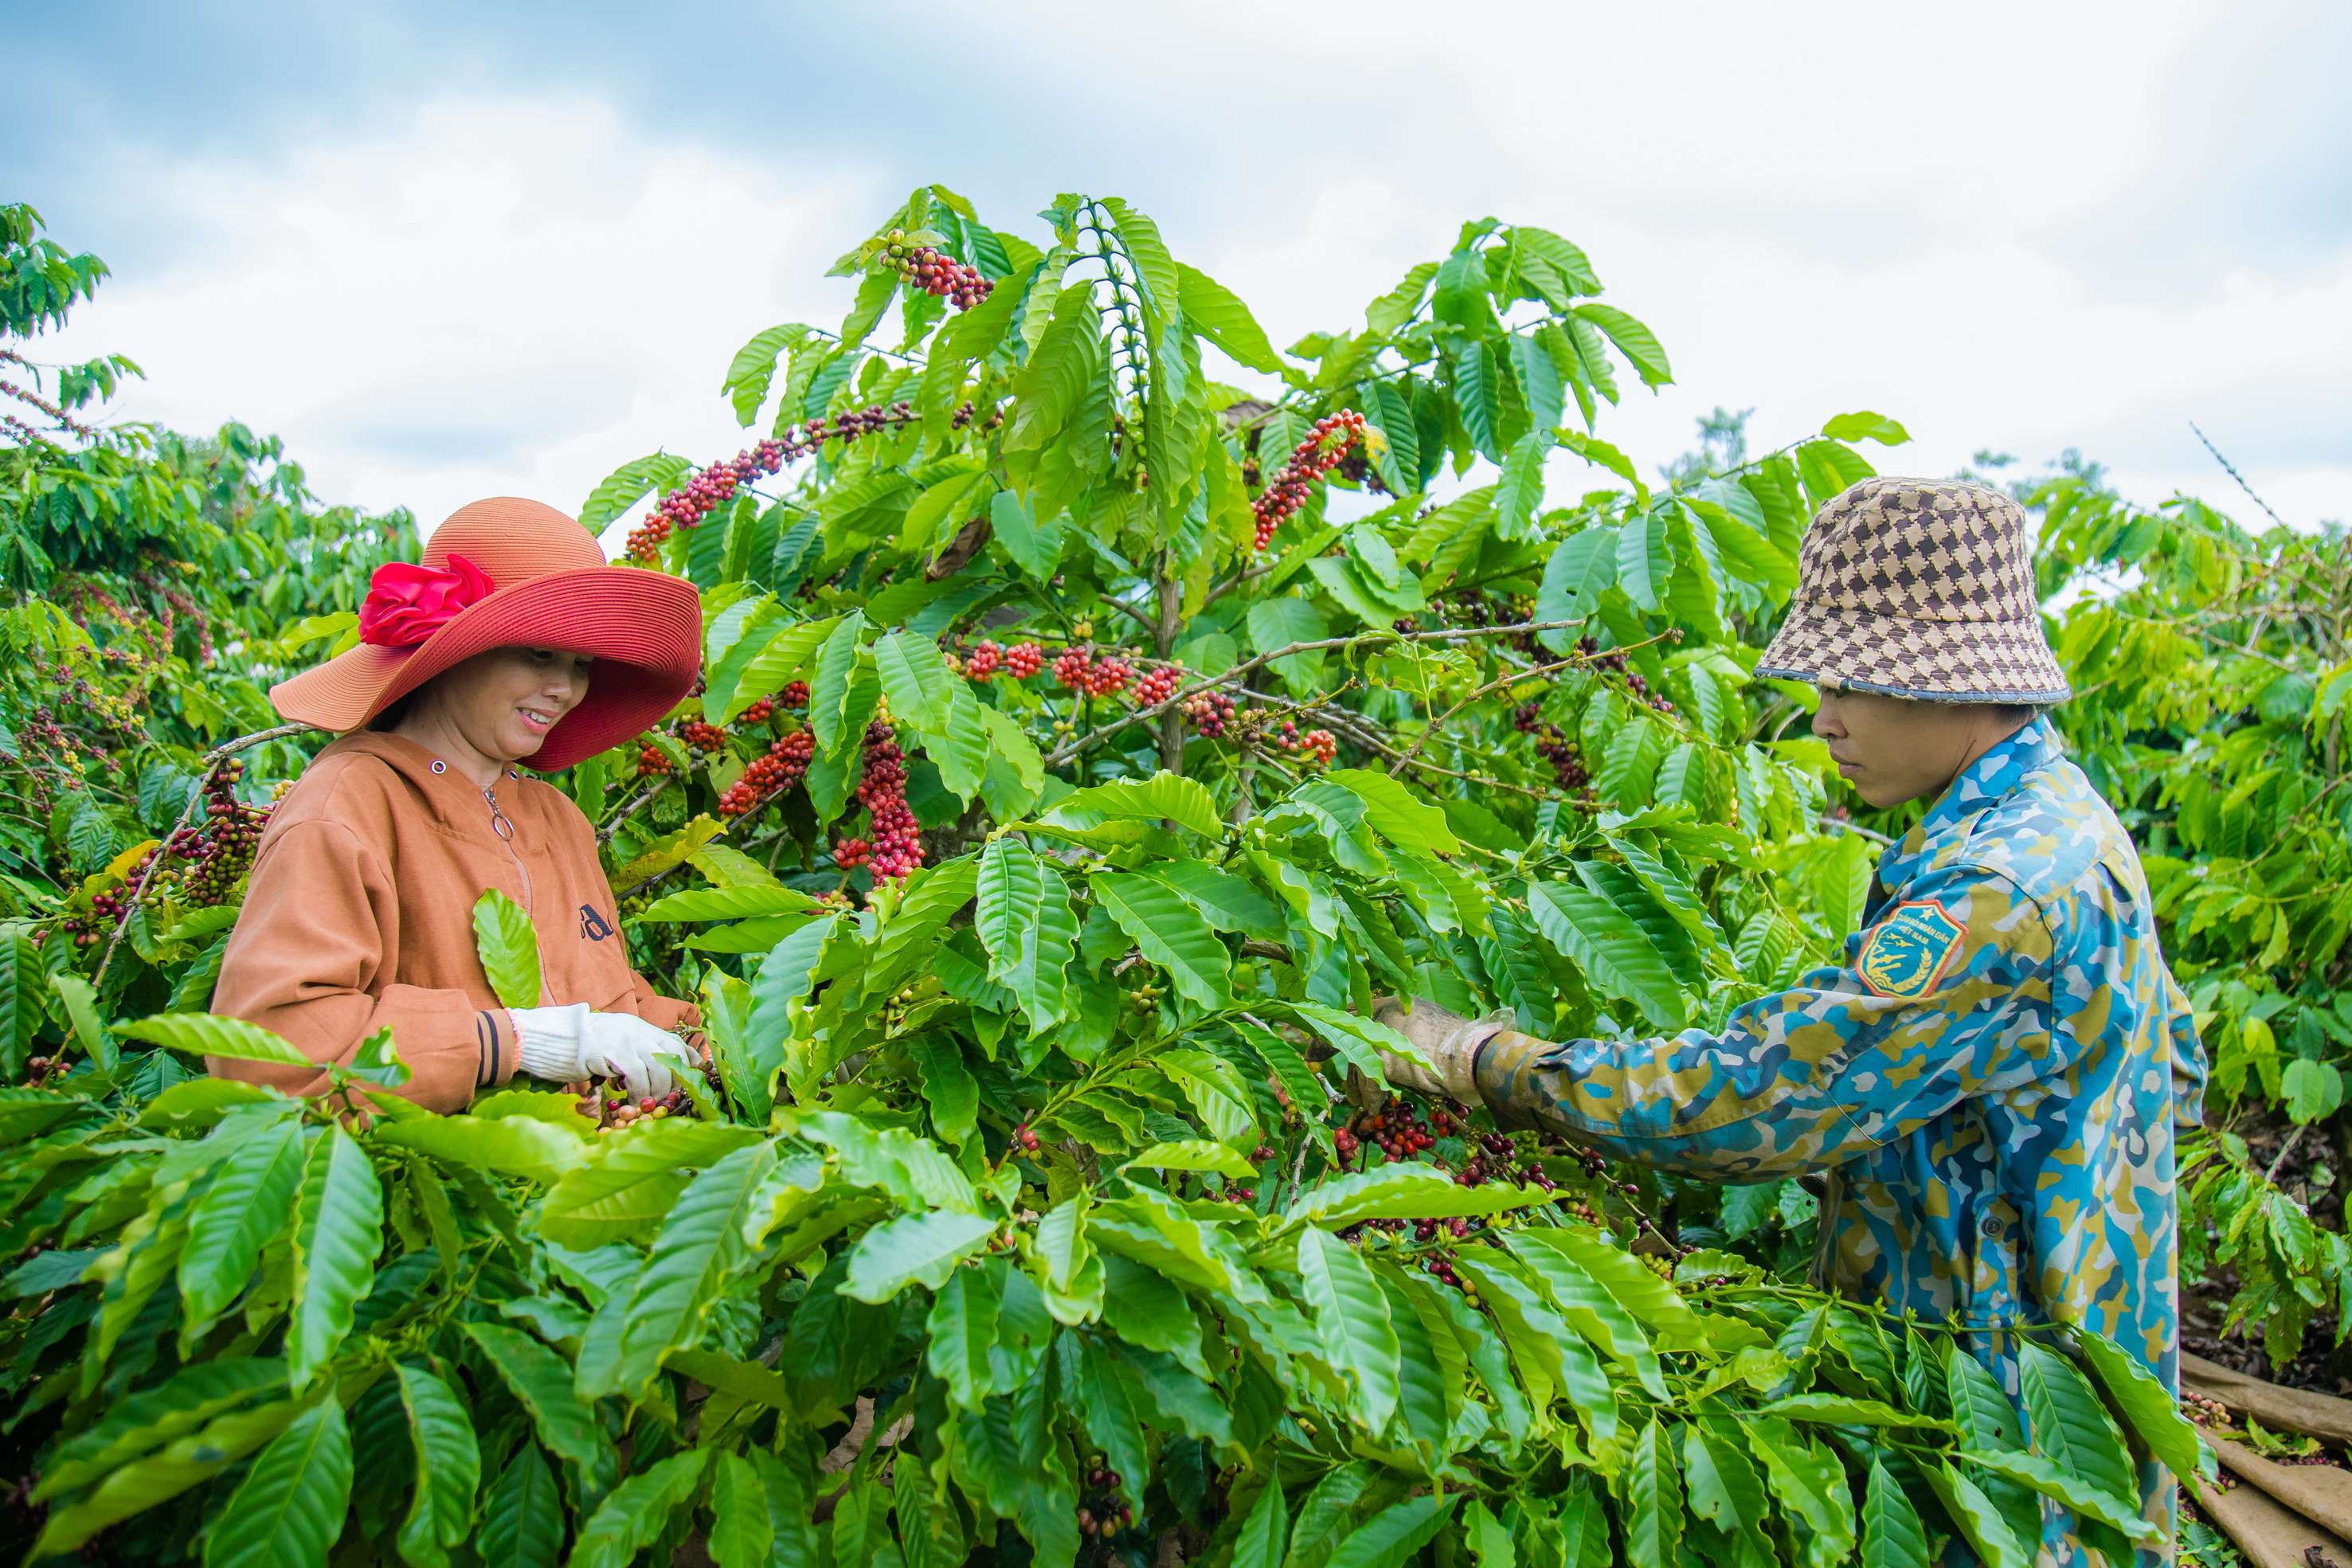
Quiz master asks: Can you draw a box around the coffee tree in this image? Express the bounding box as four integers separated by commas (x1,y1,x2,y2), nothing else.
0,190,2215,1567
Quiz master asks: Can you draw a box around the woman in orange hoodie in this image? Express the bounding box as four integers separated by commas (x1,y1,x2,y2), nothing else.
210,497,704,1112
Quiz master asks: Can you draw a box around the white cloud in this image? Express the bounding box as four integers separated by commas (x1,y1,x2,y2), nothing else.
28,0,2352,544
41,96,886,534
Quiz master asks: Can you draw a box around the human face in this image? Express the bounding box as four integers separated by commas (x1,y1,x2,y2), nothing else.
401,647,593,784
1812,687,2025,810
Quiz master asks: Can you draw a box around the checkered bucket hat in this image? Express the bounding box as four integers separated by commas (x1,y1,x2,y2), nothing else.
1755,477,2070,704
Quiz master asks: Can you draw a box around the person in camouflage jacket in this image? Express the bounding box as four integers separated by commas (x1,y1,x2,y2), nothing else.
1374,479,2205,1566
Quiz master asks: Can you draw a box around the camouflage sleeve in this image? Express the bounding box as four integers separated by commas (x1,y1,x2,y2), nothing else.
1473,865,2059,1178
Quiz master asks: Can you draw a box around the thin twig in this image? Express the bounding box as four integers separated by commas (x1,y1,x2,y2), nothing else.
1387,655,1587,775
595,776,673,846
2264,1124,2310,1188
2191,422,2289,531
93,721,317,994
1042,617,1594,767
1817,816,1895,847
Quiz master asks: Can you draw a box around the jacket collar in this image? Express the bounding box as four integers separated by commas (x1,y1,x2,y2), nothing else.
323,731,522,833
1880,716,2060,886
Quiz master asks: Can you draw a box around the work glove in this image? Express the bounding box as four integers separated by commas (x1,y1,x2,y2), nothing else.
1365,995,1513,1105
511,1003,684,1099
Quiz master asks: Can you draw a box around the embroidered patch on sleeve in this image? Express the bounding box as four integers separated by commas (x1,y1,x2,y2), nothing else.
1856,898,1967,999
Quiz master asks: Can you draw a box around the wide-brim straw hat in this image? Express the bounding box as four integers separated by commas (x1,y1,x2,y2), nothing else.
270,497,700,772
1755,477,2070,704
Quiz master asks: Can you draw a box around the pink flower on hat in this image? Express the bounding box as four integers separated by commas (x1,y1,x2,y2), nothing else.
359,555,495,648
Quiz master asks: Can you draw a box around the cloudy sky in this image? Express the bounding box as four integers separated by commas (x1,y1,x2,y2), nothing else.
10,0,2349,542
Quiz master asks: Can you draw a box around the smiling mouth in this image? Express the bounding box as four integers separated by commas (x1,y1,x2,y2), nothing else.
518,708,556,732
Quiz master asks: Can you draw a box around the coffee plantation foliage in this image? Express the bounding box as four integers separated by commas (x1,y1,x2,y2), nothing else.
0,186,2299,1567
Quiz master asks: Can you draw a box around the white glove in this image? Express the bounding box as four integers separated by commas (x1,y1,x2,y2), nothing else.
1368,995,1513,1104
511,1004,683,1099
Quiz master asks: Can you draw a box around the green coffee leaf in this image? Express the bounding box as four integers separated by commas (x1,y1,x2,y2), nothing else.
2074,1330,2202,1484
1290,1163,1554,1226
478,1444,562,1568
1092,872,1231,1009
872,627,956,730
809,611,868,756
288,1125,382,1386
566,1449,710,1568
37,1359,288,1499
1861,1457,1930,1568
1327,1492,1456,1568
392,1361,479,1568
118,1012,311,1069
0,922,47,1077
33,1398,309,1557
472,889,542,1009
1622,1419,1682,1568
1297,1226,1399,1432
923,1262,1000,1410
1916,1460,2031,1568
639,884,823,921
202,1398,350,1568
1324,768,1458,854
706,1451,773,1568
617,1141,779,1390
461,1324,612,1497
538,1119,765,1249
1962,1449,2156,1546
1527,879,1685,1028
373,1114,586,1187
2018,1340,2137,1508
843,1209,996,1303
1762,1393,1955,1430
1124,1140,1257,1179
1055,772,1224,838
178,1120,304,1336
1230,1470,1288,1568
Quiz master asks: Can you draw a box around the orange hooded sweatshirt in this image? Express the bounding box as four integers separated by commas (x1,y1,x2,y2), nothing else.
210,731,696,1110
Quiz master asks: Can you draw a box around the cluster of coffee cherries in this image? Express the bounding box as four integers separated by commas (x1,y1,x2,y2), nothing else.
1250,409,1369,549
22,1055,58,1086
679,721,727,754
1514,691,1604,795
1578,636,1677,717
580,1085,697,1132
71,764,276,945
635,745,675,778
1008,1123,1043,1156
832,720,923,880
1181,690,1236,737
1335,1094,1446,1167
1458,1129,1557,1191
1074,1459,1133,1543
718,730,815,817
1418,1248,1481,1302
877,231,994,311
738,697,774,725
1051,649,1133,698
2182,1391,2233,1429
624,401,924,561
1273,719,1338,769
962,639,1048,681
780,681,810,707
1133,664,1181,706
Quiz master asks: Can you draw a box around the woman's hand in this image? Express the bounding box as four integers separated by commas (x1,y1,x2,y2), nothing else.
511,1003,684,1098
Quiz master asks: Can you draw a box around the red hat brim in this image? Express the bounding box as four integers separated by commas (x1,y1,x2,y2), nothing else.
269,566,700,772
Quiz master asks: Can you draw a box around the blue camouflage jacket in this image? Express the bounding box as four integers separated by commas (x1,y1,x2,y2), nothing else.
1477,718,2206,1565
